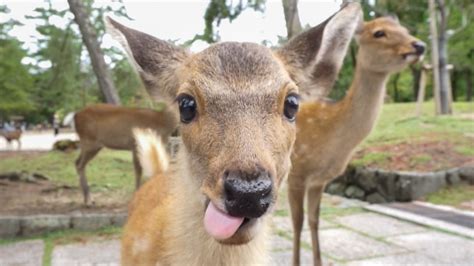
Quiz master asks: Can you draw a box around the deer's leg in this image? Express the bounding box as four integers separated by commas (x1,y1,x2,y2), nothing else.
75,145,101,205
132,149,142,190
307,184,324,266
17,139,21,150
289,184,306,266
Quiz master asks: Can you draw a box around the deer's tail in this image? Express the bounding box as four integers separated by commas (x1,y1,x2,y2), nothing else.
133,128,169,178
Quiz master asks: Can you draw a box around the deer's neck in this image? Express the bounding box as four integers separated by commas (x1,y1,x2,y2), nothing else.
336,60,389,144
164,151,269,265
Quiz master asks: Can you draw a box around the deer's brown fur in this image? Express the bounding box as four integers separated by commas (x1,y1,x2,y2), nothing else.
74,103,177,204
106,3,363,265
1,129,22,150
289,17,426,265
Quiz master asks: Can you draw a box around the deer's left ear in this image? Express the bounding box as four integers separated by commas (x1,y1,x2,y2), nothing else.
276,2,363,98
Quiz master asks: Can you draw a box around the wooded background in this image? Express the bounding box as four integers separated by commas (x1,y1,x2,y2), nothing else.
0,0,472,123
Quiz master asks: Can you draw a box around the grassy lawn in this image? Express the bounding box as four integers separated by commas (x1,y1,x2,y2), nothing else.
352,101,473,170
0,149,136,194
363,101,473,147
424,185,474,209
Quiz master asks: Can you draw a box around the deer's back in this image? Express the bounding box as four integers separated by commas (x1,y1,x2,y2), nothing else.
74,104,177,150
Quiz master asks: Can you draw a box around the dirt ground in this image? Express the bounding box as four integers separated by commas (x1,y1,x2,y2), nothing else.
1,138,473,216
0,172,128,216
354,140,474,172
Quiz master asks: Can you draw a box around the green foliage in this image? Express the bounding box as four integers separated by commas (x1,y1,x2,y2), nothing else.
189,0,266,44
0,5,34,118
20,0,136,122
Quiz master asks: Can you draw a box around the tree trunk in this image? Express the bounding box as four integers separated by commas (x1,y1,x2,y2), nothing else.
451,70,457,101
467,69,473,101
282,0,303,40
392,73,400,102
67,0,121,105
410,65,421,101
429,0,442,114
436,0,452,114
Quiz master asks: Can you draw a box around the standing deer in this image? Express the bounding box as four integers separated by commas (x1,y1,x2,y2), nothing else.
74,104,177,204
106,3,362,265
289,17,426,265
1,129,22,150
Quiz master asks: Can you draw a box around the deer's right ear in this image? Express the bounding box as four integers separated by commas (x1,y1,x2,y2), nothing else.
276,3,363,98
106,17,190,102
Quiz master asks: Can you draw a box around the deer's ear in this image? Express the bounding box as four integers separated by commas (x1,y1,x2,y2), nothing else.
276,3,363,98
106,17,190,102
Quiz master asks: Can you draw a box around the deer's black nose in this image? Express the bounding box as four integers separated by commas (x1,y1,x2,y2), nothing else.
412,41,425,55
224,170,273,218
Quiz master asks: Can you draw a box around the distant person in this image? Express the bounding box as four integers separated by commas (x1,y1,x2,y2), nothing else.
53,113,60,136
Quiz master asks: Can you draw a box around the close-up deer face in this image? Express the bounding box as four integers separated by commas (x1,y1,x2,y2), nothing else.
178,42,299,244
357,17,425,73
107,2,362,246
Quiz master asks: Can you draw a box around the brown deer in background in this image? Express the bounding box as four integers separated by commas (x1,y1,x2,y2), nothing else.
289,17,426,265
74,104,177,205
106,3,362,265
1,129,22,150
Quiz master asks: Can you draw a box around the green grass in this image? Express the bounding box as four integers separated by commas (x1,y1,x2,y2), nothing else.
0,149,136,194
362,101,474,147
424,184,474,207
273,209,289,217
352,152,390,167
412,154,432,164
320,206,365,219
455,145,474,156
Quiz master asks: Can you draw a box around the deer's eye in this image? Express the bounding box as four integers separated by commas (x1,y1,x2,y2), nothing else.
283,94,299,122
373,30,386,38
177,94,197,123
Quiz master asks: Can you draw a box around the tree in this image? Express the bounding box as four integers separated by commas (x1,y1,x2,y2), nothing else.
0,5,34,118
67,0,121,105
189,0,266,44
447,0,473,101
282,0,302,39
431,0,452,114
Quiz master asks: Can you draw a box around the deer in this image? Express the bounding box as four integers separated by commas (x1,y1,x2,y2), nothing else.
288,16,426,265
1,129,22,150
105,3,363,265
74,103,178,205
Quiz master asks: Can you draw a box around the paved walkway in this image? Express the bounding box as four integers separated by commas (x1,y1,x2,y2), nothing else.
1,194,473,265
0,130,77,151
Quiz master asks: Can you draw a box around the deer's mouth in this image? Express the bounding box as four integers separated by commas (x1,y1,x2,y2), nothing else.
402,52,423,64
203,199,261,245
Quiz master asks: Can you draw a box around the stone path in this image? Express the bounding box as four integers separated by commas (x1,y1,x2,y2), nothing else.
1,194,473,265
0,131,77,151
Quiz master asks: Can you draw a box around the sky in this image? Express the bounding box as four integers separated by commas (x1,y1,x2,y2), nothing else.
4,0,342,56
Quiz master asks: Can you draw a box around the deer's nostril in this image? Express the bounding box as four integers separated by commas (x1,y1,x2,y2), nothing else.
412,41,425,55
224,171,273,218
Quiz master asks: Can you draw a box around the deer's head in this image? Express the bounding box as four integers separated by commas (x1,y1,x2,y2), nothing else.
107,3,362,245
356,16,425,73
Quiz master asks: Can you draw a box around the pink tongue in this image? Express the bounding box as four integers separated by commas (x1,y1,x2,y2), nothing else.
204,202,244,240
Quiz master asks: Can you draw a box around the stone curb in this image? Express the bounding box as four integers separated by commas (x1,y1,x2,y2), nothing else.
0,212,127,239
326,165,474,203
364,204,474,239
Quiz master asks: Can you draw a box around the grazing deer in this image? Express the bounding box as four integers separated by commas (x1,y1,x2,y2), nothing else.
1,129,22,150
289,17,425,265
106,3,362,265
74,103,177,204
